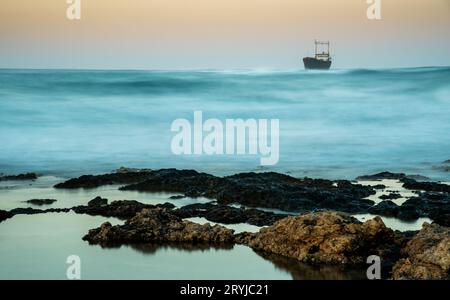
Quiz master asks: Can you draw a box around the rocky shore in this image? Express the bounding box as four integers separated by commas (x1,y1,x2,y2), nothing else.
1,169,449,279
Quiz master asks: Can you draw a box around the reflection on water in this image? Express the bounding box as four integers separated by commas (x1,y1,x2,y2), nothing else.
254,251,367,280
0,213,292,279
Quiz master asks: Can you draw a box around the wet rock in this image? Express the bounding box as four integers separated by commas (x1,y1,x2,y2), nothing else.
0,210,14,223
379,193,402,200
88,196,108,207
119,169,223,195
401,178,450,193
121,169,376,214
173,203,286,226
372,184,387,190
392,223,450,280
9,207,71,215
0,173,38,181
368,201,400,217
356,172,429,181
398,192,450,222
242,212,404,267
54,171,154,189
24,199,57,206
72,200,175,220
82,208,235,246
169,195,185,200
432,214,450,227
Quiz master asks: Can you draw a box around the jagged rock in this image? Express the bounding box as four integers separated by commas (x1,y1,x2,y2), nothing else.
398,192,450,222
368,201,400,217
392,223,450,280
379,193,402,200
72,200,175,220
0,173,38,181
9,207,70,215
88,196,108,207
356,172,428,181
0,210,14,223
401,178,450,193
173,203,286,226
242,212,405,267
120,169,376,214
24,199,57,206
82,208,235,246
54,171,154,189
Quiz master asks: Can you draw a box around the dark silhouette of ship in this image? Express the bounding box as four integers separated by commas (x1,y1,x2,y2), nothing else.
303,40,332,70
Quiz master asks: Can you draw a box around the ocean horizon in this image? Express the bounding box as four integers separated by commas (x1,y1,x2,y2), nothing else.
1,66,450,180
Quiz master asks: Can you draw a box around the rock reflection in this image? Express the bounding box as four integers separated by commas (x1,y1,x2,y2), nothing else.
254,251,367,280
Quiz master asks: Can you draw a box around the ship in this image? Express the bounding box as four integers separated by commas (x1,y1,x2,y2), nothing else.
303,40,332,70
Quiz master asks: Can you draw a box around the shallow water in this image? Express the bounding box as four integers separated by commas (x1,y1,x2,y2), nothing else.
0,176,210,211
0,213,367,280
1,68,449,180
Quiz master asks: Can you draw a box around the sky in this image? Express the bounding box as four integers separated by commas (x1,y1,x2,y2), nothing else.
0,0,449,69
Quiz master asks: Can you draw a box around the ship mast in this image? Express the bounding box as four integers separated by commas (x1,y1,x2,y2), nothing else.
314,40,330,61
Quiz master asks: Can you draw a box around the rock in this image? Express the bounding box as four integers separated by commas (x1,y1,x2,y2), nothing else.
24,199,57,206
401,178,450,193
398,192,450,222
173,203,286,226
0,173,38,181
0,210,14,223
242,212,404,267
356,172,408,181
169,195,185,200
88,196,108,207
72,200,175,220
372,184,386,190
432,214,450,227
392,223,450,280
9,207,70,216
368,201,400,217
121,170,376,214
379,193,402,200
54,171,154,189
82,208,235,246
356,172,429,181
443,160,450,164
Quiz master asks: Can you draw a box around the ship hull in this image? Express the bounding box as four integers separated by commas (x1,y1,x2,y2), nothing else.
303,57,332,70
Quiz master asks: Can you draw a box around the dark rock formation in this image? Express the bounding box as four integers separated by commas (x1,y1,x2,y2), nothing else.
240,212,405,269
87,196,108,207
0,173,38,181
398,192,450,223
356,172,428,181
0,210,14,223
83,208,235,246
368,201,400,217
120,169,376,214
379,193,402,200
72,200,175,220
401,178,450,193
173,203,286,226
24,199,57,206
9,207,71,216
392,223,450,280
54,171,154,189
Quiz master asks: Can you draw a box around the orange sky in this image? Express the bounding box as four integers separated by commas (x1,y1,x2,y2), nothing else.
1,0,449,69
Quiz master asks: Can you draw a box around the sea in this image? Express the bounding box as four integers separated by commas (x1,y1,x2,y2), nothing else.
0,67,449,279
1,67,449,180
